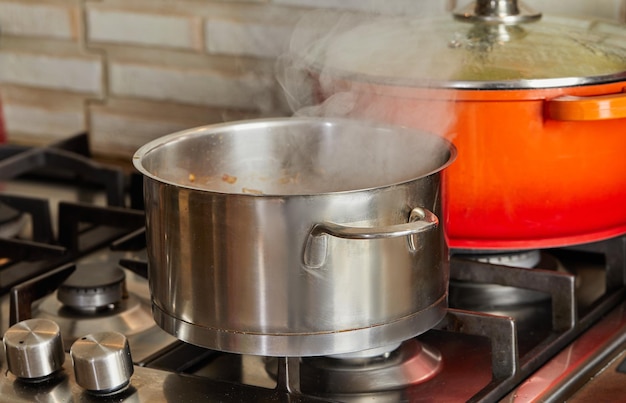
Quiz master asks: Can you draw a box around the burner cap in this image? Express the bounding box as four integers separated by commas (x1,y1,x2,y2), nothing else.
473,250,542,269
57,265,125,311
267,340,442,394
329,342,402,360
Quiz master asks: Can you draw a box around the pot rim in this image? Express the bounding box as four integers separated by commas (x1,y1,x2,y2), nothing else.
313,64,626,91
133,117,457,197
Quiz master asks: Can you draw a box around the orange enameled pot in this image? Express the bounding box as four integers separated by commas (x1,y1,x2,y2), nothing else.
289,4,626,250
319,80,626,250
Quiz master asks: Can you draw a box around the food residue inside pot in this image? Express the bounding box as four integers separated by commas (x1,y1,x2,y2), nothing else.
242,188,264,195
222,174,238,184
184,170,305,195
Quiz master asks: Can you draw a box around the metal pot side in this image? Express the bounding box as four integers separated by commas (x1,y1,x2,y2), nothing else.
134,118,455,357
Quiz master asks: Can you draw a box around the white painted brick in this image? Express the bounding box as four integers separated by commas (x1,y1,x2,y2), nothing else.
91,111,202,157
109,60,276,111
89,97,256,157
87,7,202,50
5,104,85,143
205,19,294,58
0,38,103,94
0,86,86,143
271,0,378,12
0,1,78,39
271,0,456,15
202,6,302,58
0,53,103,94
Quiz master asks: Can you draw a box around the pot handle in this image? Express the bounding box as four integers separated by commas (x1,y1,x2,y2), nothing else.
303,207,438,269
546,90,626,121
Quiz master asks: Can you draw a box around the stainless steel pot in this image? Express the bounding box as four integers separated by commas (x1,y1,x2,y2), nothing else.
133,118,456,357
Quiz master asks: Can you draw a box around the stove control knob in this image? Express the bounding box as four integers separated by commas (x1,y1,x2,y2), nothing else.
3,318,65,381
70,331,134,395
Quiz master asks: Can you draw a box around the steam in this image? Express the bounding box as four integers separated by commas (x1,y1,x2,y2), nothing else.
275,6,461,141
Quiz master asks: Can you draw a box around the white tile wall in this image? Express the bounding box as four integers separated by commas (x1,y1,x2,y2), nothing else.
87,8,203,50
0,0,79,39
89,97,255,157
5,104,84,143
105,45,278,111
0,85,87,144
0,0,625,159
205,18,295,59
0,38,103,94
109,62,274,110
271,0,457,15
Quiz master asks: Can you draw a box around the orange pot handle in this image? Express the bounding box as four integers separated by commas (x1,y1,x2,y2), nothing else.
546,89,626,121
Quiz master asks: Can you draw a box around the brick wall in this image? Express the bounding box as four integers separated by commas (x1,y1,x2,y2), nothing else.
0,0,625,159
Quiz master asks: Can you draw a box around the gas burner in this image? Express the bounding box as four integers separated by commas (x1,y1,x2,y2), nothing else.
33,262,156,350
329,342,402,360
57,265,126,312
449,250,562,310
266,340,442,395
301,340,442,394
471,250,541,269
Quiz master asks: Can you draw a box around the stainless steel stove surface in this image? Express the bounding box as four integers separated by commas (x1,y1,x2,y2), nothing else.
0,134,626,402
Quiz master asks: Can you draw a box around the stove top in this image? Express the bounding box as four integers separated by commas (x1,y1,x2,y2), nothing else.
0,134,625,402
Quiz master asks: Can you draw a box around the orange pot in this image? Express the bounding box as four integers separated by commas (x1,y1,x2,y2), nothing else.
287,4,626,250
319,80,626,250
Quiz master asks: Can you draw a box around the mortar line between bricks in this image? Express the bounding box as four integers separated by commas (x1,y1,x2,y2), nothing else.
79,0,109,145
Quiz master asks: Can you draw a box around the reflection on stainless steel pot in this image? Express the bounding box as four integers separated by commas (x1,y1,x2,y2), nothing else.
133,118,456,357
284,0,626,250
0,96,6,144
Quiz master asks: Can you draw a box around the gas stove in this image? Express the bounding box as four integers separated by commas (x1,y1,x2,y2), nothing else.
0,134,625,402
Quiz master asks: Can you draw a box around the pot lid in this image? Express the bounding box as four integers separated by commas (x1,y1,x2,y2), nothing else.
301,0,626,89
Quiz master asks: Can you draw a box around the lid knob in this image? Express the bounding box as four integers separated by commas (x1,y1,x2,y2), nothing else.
3,319,65,381
70,331,134,396
454,0,541,24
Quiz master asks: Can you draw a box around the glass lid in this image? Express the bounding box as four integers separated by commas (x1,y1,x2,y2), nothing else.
300,0,626,89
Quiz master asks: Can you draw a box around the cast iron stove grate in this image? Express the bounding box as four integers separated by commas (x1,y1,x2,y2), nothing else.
2,134,626,402
116,231,626,402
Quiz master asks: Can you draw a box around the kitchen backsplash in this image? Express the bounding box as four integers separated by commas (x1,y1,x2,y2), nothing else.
1,0,625,158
